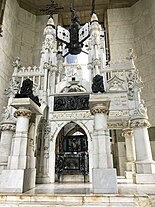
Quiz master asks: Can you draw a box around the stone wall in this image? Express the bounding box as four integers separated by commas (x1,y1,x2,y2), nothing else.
0,0,51,116
0,0,19,115
0,0,36,116
107,0,155,126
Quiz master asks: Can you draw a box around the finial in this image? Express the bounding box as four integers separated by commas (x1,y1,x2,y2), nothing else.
47,16,55,26
91,0,96,15
91,13,98,22
126,48,137,69
12,57,21,68
40,0,63,18
70,6,79,23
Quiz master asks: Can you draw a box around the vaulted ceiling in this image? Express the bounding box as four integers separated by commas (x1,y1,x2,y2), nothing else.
17,0,139,27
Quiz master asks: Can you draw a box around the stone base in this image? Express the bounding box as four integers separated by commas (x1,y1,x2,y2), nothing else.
36,175,50,184
136,161,155,174
0,194,154,207
125,171,134,179
60,175,88,183
133,173,155,184
126,161,135,171
92,168,118,194
0,168,36,193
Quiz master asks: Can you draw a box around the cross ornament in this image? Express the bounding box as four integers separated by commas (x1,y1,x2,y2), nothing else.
40,0,64,17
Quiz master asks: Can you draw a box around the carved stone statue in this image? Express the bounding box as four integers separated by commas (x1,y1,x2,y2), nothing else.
92,75,105,93
15,79,41,106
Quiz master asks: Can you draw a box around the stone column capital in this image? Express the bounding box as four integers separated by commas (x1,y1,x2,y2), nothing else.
0,123,16,132
90,105,109,115
50,66,57,72
89,94,111,115
93,58,101,66
14,108,32,119
130,118,151,128
43,62,50,70
122,128,133,138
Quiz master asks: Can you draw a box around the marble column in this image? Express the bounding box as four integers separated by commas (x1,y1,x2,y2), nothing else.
0,98,42,193
130,117,155,183
0,119,16,171
122,127,136,179
89,94,118,194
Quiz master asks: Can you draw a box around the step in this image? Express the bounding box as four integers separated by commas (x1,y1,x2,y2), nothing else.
0,194,154,207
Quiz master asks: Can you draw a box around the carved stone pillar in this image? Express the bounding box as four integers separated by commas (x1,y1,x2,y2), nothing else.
8,108,32,167
89,94,118,194
0,120,16,167
122,127,136,179
0,98,42,193
90,104,111,168
130,117,155,183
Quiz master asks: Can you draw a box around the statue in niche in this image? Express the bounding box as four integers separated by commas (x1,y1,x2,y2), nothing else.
15,79,41,106
92,75,105,93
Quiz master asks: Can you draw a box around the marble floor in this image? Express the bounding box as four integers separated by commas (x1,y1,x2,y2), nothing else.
25,177,155,195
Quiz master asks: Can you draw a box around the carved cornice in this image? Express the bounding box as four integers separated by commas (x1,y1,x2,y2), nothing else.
90,105,109,115
14,109,32,118
0,124,16,131
130,119,151,128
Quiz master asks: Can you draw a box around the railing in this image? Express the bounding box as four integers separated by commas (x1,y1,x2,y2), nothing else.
12,65,45,94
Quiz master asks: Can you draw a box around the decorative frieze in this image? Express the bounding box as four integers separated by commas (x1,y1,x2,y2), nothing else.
14,109,32,118
54,95,89,111
108,122,124,129
109,110,129,117
52,111,92,120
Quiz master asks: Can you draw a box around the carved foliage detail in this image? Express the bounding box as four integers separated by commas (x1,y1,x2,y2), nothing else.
14,110,32,118
0,124,15,131
126,70,143,100
130,119,151,128
122,128,133,138
90,106,108,115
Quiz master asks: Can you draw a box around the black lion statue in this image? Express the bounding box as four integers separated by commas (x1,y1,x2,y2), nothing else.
15,79,41,107
92,75,105,93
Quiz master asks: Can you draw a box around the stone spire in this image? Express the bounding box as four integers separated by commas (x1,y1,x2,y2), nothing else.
40,16,58,100
40,16,57,70
88,13,106,92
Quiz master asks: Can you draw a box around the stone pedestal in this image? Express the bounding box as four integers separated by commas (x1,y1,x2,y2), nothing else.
89,94,118,194
122,128,135,179
0,98,42,193
92,168,118,193
131,116,155,183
